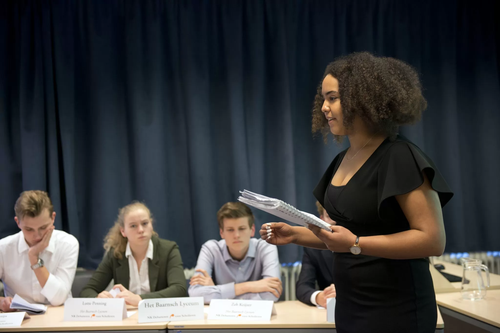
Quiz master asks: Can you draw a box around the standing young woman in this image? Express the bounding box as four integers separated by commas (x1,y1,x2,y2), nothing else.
261,52,453,333
81,202,186,305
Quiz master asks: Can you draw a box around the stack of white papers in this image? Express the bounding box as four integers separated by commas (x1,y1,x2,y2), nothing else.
238,190,332,231
10,295,47,315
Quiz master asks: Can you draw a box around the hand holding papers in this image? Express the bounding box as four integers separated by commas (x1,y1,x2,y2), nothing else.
9,294,47,315
238,190,332,231
109,287,120,298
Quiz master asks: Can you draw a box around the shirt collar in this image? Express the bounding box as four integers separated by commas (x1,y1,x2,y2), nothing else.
146,239,154,260
221,238,256,262
246,238,256,258
221,240,232,262
17,230,56,254
126,239,154,260
45,231,56,253
18,231,30,253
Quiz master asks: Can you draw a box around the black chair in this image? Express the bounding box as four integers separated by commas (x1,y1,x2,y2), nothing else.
72,269,95,297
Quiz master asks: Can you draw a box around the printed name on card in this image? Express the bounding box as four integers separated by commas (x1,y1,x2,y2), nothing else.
138,297,204,323
208,299,274,321
64,298,127,321
0,312,27,328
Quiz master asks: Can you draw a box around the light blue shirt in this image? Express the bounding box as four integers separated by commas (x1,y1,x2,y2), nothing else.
188,238,280,304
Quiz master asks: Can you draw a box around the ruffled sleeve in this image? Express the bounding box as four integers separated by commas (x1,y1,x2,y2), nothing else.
377,141,453,221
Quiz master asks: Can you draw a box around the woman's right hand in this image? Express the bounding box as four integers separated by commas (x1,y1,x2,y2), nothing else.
259,222,297,245
97,291,113,298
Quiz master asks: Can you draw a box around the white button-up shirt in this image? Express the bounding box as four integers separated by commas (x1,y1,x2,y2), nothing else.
0,230,79,305
125,240,153,295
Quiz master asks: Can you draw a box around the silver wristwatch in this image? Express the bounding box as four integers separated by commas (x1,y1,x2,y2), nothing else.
349,236,362,255
31,257,44,270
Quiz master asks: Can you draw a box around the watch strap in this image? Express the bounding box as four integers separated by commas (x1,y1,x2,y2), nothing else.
31,257,44,270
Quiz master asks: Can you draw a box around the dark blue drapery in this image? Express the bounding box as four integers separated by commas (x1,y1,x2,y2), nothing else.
1,0,499,268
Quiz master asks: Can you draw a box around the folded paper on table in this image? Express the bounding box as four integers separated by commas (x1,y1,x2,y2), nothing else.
327,298,336,323
10,295,47,315
238,190,332,231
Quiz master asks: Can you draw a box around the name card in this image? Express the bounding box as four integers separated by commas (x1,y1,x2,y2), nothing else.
138,297,204,323
0,312,27,328
327,298,336,323
208,299,274,321
64,298,127,321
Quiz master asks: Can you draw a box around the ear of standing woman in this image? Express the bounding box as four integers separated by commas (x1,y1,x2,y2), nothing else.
261,52,453,333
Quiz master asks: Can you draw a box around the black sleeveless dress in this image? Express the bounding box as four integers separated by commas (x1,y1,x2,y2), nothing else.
313,136,453,333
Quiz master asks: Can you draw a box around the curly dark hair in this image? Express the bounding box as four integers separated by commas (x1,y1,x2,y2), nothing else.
312,52,427,142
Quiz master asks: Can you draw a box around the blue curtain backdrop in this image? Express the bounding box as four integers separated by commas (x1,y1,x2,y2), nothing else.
0,0,499,269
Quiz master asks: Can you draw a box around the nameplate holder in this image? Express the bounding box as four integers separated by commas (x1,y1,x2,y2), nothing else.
138,297,204,323
64,298,126,321
326,297,336,323
0,312,27,328
208,299,274,321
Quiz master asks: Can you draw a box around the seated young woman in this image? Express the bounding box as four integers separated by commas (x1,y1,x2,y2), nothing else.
80,202,187,306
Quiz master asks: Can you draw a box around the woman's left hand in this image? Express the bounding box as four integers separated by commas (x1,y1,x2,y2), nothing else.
113,284,142,307
308,224,357,252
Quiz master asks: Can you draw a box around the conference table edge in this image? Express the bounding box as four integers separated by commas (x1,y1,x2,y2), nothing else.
436,299,500,329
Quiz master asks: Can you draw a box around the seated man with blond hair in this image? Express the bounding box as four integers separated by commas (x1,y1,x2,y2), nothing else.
0,190,79,311
188,202,282,304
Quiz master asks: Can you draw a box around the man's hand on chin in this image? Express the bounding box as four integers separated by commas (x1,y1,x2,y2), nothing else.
28,225,55,264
